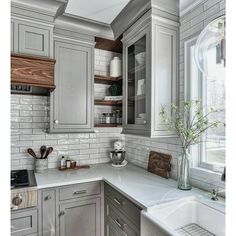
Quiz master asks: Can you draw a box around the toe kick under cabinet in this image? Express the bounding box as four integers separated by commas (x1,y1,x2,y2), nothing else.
38,181,103,236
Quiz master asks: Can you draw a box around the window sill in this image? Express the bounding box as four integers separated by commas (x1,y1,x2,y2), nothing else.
190,166,225,190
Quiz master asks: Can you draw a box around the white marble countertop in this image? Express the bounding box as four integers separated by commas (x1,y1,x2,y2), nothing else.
35,163,225,210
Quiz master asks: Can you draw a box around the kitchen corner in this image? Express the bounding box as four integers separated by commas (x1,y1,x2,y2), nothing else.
9,0,226,235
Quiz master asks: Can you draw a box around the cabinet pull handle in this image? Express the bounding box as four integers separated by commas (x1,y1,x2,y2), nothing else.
53,120,59,124
113,197,122,206
59,211,65,216
44,195,51,201
73,190,87,195
114,219,127,236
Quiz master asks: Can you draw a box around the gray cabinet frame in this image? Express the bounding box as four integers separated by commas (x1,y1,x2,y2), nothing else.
49,36,94,133
122,10,179,137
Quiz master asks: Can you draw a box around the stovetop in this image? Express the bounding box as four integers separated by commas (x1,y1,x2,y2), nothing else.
11,169,37,189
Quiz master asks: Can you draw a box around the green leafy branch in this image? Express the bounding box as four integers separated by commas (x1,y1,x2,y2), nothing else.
160,100,225,150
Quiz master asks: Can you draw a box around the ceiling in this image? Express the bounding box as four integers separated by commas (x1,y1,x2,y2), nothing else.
65,0,131,24
65,0,197,24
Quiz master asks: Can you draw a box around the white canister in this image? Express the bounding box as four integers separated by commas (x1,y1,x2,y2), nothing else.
110,57,121,77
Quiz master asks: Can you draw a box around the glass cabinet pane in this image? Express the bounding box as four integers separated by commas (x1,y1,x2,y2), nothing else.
127,35,147,125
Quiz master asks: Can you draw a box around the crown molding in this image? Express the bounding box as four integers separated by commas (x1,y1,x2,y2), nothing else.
180,0,204,17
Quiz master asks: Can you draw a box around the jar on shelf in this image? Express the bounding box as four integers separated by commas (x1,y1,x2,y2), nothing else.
100,113,106,124
105,113,111,124
116,110,122,124
111,111,116,124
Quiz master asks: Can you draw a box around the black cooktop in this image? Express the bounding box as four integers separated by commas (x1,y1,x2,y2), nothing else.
11,169,29,189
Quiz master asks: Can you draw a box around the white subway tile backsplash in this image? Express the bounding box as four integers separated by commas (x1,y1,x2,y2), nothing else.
11,48,123,170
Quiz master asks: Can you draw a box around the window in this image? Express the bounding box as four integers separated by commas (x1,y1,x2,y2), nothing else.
184,37,225,171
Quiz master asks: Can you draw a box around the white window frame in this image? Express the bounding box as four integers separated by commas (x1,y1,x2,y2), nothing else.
184,36,225,175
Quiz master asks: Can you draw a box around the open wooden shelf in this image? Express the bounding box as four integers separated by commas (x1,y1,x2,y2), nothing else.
94,99,122,106
94,124,122,128
94,75,122,84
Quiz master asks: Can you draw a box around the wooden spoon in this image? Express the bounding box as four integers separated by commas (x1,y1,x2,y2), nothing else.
40,145,47,159
44,147,53,159
27,148,37,159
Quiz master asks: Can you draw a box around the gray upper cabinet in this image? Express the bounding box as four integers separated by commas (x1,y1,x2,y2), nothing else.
11,17,53,57
59,198,101,236
122,10,179,138
50,37,94,133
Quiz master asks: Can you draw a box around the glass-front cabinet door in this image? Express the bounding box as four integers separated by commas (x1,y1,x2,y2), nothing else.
123,28,150,130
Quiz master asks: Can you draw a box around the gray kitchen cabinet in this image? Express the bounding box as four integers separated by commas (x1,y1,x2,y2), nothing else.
104,183,141,236
11,20,15,52
122,10,179,137
38,189,57,236
59,197,101,236
11,207,37,236
50,37,94,133
38,181,102,236
11,17,53,57
105,220,121,236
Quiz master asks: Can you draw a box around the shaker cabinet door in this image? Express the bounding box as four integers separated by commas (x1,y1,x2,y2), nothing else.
50,40,94,133
59,198,101,236
18,23,51,57
39,189,56,236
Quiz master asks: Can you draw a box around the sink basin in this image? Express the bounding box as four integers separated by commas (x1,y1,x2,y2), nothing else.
141,197,225,236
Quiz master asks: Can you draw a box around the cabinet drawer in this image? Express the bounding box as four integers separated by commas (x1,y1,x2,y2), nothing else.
104,183,141,226
59,181,101,201
11,208,37,236
105,198,139,236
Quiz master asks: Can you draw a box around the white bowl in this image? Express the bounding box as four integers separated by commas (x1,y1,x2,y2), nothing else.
135,52,146,65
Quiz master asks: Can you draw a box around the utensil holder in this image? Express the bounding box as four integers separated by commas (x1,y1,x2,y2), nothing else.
35,158,48,173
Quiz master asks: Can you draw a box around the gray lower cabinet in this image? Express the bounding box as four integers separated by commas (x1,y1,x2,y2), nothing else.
59,198,101,236
38,189,57,236
50,37,94,133
38,181,102,236
104,183,141,236
11,207,37,236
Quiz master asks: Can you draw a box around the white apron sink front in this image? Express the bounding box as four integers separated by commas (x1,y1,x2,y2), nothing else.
141,197,225,236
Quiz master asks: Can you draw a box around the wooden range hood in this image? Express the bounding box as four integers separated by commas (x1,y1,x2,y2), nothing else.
11,53,56,95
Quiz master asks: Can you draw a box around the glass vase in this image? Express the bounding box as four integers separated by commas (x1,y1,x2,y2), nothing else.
178,148,192,190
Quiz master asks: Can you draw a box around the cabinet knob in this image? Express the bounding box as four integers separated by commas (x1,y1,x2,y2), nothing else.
59,211,65,216
53,120,59,124
44,195,51,201
12,195,22,206
143,119,147,124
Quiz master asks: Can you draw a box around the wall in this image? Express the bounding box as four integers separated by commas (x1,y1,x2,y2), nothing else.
11,49,124,170
125,0,225,193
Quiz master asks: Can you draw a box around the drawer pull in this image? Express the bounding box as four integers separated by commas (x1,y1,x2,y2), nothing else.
73,190,87,195
44,195,51,201
114,219,127,236
59,211,65,216
113,197,123,206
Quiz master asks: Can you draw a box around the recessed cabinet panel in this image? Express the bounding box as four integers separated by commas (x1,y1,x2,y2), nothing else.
153,25,177,134
41,190,56,236
18,24,50,57
11,208,37,236
59,198,101,236
51,40,94,132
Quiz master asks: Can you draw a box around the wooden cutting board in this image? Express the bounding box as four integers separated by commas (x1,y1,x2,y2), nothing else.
147,151,172,179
